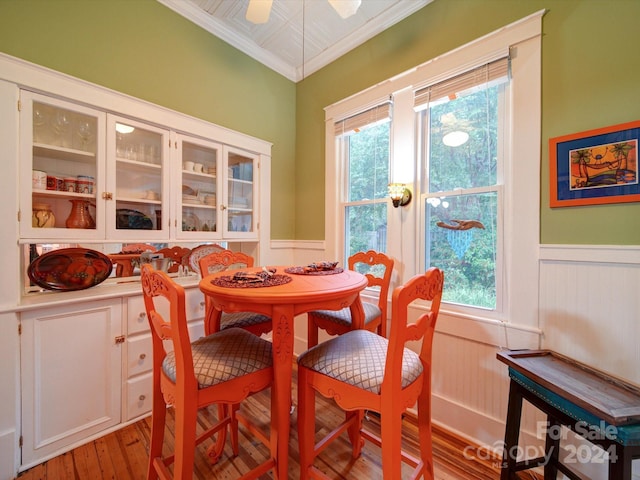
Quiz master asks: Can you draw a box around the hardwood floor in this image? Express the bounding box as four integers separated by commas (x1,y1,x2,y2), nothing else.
18,369,533,480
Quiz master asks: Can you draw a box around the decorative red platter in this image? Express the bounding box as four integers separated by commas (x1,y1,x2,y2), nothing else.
28,247,113,291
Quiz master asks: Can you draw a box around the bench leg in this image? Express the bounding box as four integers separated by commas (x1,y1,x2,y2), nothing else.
544,416,560,480
608,444,631,480
501,379,524,480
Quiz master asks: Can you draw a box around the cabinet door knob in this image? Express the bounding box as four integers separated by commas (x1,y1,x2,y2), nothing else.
138,312,146,320
139,395,146,401
200,301,205,308
139,353,146,360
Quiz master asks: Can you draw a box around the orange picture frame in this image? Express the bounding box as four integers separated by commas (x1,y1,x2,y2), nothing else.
549,120,640,207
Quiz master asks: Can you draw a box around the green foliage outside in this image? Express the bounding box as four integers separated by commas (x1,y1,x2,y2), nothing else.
344,122,390,256
342,84,501,310
425,85,501,309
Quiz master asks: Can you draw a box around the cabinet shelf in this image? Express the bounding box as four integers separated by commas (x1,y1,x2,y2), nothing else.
33,143,95,164
32,189,95,201
228,178,252,185
116,158,161,172
183,170,215,180
117,196,162,206
182,202,217,209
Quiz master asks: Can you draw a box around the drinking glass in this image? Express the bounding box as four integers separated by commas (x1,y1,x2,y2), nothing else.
52,110,71,147
33,105,48,144
76,120,93,151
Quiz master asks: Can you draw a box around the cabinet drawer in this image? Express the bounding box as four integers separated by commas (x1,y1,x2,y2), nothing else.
127,295,150,335
127,321,205,378
185,288,206,322
127,287,205,335
126,373,152,421
127,333,152,377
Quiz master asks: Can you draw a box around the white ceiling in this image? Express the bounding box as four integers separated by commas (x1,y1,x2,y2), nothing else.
157,0,432,82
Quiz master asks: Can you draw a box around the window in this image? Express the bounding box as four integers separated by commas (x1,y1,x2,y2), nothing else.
325,12,542,329
417,59,509,310
335,103,391,259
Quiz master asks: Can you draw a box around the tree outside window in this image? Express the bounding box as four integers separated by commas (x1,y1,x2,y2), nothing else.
338,111,390,260
422,81,505,310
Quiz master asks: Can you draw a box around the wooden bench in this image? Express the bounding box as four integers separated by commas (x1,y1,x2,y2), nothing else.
497,349,640,480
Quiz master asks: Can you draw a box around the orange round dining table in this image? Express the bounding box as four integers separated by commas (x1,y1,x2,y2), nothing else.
199,265,368,479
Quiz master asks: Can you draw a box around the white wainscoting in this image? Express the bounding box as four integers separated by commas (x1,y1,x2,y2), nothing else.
538,244,640,479
539,244,640,386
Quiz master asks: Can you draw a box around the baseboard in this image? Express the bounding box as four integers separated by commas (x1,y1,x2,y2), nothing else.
402,411,544,480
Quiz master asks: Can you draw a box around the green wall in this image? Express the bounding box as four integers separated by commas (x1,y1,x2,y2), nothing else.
296,0,640,244
0,0,297,239
1,0,639,244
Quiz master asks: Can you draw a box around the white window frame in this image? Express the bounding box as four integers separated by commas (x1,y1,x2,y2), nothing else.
417,76,509,316
335,102,392,264
325,11,544,336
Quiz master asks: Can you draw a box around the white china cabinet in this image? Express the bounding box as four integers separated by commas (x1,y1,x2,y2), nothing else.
19,92,264,245
0,53,271,478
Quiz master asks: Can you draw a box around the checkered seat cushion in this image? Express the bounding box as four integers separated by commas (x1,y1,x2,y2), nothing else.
311,302,381,328
298,329,423,394
220,311,271,330
162,327,272,388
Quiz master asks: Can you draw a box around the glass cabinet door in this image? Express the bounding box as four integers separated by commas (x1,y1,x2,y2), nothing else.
105,115,169,240
223,146,258,239
176,134,222,239
20,91,105,240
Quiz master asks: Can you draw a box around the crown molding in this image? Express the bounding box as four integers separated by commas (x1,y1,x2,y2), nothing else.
158,0,431,82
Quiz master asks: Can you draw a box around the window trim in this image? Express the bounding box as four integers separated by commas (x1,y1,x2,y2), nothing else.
325,10,544,331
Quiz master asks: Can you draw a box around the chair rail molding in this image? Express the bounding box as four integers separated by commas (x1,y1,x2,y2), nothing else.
539,243,640,264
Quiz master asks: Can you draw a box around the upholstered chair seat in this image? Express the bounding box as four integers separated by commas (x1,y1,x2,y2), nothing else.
307,250,394,348
307,302,382,331
298,329,423,393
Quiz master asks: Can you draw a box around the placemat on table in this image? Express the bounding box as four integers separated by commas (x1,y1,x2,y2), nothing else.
211,273,292,288
284,266,344,275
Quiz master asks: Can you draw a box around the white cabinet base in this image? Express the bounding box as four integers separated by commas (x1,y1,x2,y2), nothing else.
20,299,122,467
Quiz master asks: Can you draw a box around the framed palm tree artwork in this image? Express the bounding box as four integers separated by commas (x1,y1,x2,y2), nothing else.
550,120,640,207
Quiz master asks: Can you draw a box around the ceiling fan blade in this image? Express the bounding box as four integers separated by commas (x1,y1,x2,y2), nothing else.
246,0,273,24
328,0,361,19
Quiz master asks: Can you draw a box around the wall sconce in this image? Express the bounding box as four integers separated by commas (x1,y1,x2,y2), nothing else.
388,183,412,208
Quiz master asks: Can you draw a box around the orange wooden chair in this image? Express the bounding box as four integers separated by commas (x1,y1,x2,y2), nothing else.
121,243,157,254
307,250,394,348
141,264,275,480
198,250,272,336
110,243,157,277
155,245,192,273
297,267,444,480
